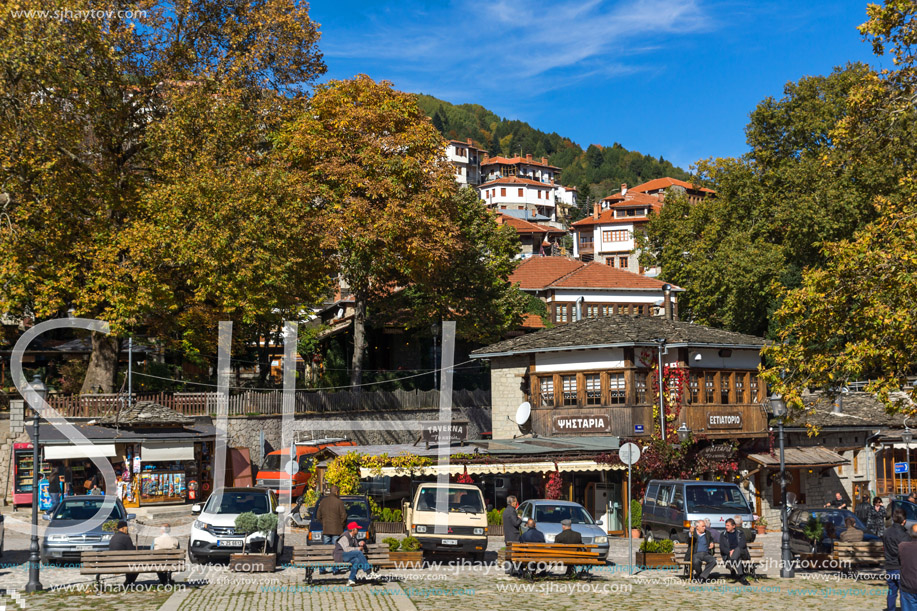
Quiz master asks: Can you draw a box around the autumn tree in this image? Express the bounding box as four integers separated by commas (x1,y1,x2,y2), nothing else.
277,76,460,386
762,1,917,411
0,0,325,390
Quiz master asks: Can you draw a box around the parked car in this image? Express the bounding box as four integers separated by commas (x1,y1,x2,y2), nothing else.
256,439,355,500
403,483,488,561
518,499,609,561
642,480,754,542
786,507,879,556
41,495,135,564
189,487,286,563
306,494,376,545
888,498,917,530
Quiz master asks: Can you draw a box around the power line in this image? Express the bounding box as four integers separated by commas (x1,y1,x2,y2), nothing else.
131,359,481,392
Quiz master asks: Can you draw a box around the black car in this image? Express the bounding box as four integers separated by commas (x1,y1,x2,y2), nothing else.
307,495,376,545
787,507,880,555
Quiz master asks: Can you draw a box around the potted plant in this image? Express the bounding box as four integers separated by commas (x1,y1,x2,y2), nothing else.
388,535,423,568
755,516,768,535
229,511,279,572
374,507,405,534
635,538,675,568
630,499,643,539
801,515,828,566
487,508,503,538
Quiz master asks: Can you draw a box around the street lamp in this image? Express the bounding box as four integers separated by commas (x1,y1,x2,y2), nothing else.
769,391,794,578
903,417,913,495
26,372,48,593
677,423,690,443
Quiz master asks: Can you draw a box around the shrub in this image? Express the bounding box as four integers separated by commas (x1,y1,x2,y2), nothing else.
380,507,403,523
629,499,642,529
101,520,119,532
400,536,421,552
382,537,401,552
234,512,259,554
638,539,674,553
487,508,503,525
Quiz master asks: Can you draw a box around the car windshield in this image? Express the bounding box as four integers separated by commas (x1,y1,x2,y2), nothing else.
205,491,270,514
534,504,595,525
345,500,370,519
260,454,286,472
814,510,865,530
53,498,124,521
416,487,484,513
685,485,751,514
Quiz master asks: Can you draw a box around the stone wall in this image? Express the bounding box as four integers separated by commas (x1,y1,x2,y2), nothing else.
489,355,529,440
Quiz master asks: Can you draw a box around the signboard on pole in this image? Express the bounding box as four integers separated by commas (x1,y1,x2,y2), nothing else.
896,462,909,474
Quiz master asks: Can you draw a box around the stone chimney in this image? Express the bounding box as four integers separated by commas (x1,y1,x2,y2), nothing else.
593,202,600,219
467,138,472,145
621,183,627,196
542,157,548,165
526,154,532,161
663,284,674,321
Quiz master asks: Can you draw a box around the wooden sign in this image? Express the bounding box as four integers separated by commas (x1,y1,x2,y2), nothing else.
707,412,742,429
699,443,735,462
422,423,467,443
552,414,611,434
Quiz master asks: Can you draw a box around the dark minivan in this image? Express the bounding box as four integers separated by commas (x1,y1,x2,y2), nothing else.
642,480,754,542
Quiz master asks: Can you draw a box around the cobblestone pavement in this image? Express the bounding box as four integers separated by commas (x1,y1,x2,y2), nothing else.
0,527,899,611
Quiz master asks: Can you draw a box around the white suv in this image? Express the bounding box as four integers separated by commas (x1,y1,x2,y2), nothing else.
189,487,285,563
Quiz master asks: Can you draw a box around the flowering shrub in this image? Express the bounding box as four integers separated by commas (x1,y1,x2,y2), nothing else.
545,470,563,500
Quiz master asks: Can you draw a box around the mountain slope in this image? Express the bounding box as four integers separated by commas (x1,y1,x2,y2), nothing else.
417,94,691,209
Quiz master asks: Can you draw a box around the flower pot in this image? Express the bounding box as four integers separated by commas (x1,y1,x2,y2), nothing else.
373,521,405,534
756,525,766,535
489,524,504,537
631,528,642,539
388,551,423,568
229,553,276,573
635,552,675,569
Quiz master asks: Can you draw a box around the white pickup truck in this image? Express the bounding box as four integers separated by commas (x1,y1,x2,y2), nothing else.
403,482,488,561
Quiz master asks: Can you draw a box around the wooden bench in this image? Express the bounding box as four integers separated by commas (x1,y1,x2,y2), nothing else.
674,541,766,580
291,544,392,584
505,543,603,580
831,541,885,579
80,549,186,587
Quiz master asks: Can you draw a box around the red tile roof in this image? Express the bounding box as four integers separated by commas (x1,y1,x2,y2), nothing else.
630,177,716,194
481,156,562,171
509,257,585,290
551,262,683,291
480,176,555,188
448,139,486,151
497,214,565,235
601,191,660,204
570,202,662,228
521,313,546,329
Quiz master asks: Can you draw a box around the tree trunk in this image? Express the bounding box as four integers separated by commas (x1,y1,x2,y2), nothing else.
349,295,368,388
80,333,120,393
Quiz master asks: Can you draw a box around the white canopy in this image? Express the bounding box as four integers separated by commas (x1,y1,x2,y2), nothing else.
360,459,622,477
140,442,195,462
44,443,117,460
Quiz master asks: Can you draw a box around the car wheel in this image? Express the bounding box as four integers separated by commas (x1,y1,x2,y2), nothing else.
189,551,203,564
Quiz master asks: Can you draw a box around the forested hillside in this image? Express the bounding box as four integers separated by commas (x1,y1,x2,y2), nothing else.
417,94,691,208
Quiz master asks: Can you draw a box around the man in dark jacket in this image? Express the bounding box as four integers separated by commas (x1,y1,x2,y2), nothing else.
316,485,348,545
520,518,545,543
885,508,910,611
108,520,138,585
855,492,872,525
502,496,523,544
720,518,749,585
686,520,716,582
898,524,917,610
554,519,583,544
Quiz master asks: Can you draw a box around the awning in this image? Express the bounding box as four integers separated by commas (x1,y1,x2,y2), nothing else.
44,443,117,460
747,447,849,468
360,459,623,478
140,442,194,462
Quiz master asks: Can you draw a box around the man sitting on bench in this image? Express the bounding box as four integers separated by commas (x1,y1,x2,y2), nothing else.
721,518,750,585
109,520,137,586
333,522,378,587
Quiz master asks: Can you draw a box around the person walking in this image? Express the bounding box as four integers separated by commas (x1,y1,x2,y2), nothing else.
721,518,750,585
870,497,888,538
333,522,376,587
855,492,872,525
886,508,910,611
316,485,348,545
153,524,180,585
48,466,62,511
109,520,138,585
686,520,716,583
898,524,917,611
502,496,524,544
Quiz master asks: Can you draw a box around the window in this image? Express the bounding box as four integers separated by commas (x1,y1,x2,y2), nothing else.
705,373,716,404
854,451,859,474
554,304,568,323
734,373,745,403
586,305,599,318
603,230,629,242
635,372,648,403
689,373,700,404
537,190,542,199
750,376,759,401
619,256,628,268
501,188,506,197
580,234,593,246
518,188,524,197
720,373,731,404
602,305,613,316
539,377,555,407
562,375,577,406
607,372,626,404
585,374,601,405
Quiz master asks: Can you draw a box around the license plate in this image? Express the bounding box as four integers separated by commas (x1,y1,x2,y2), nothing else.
218,539,244,547
442,539,458,545
75,545,94,551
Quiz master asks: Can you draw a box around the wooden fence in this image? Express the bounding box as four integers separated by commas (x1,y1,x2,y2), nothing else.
46,389,490,418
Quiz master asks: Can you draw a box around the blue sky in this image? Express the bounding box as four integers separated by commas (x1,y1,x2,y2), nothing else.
309,0,884,171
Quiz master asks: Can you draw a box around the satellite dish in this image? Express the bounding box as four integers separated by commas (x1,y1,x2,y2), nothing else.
515,402,532,435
